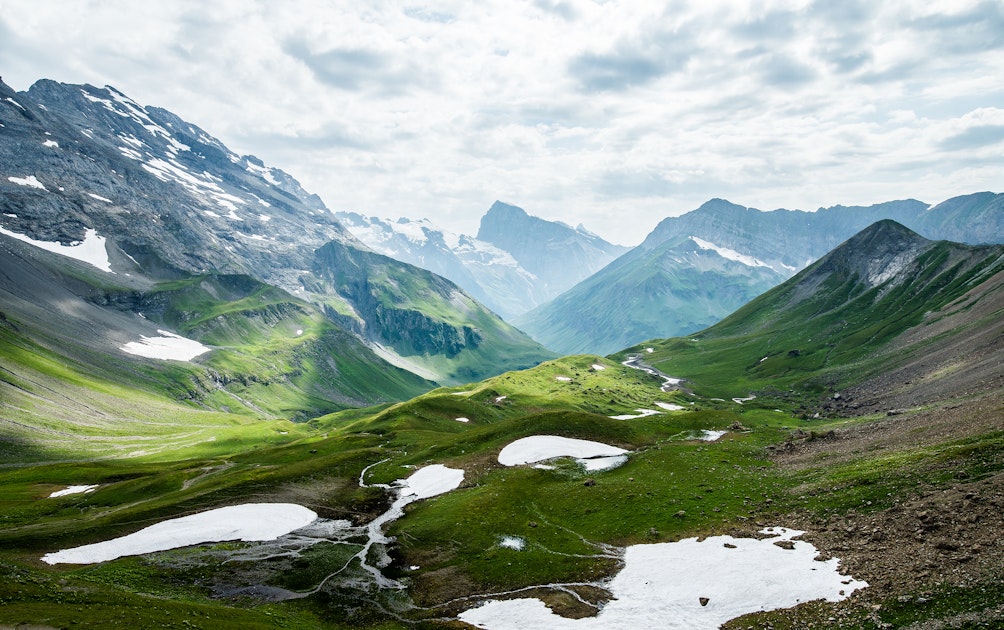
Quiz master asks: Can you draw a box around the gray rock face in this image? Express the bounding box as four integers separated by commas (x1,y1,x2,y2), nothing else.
332,212,536,318
1,79,353,284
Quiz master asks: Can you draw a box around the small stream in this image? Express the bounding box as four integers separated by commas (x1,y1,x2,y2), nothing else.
621,354,684,391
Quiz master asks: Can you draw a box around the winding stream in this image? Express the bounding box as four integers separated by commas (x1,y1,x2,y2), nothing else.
220,461,465,602
621,354,684,391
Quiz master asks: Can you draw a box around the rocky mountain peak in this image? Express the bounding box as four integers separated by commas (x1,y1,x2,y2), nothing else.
812,220,931,289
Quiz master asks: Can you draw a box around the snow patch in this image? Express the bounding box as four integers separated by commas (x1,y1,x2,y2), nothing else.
555,376,572,382
42,503,317,565
499,536,526,551
460,527,866,630
455,417,470,423
690,236,771,269
397,464,465,500
0,226,112,273
7,175,47,190
698,430,728,442
42,139,59,148
580,455,629,471
87,192,113,203
590,364,606,371
609,409,661,420
120,330,210,361
49,485,98,498
655,402,685,411
498,436,628,470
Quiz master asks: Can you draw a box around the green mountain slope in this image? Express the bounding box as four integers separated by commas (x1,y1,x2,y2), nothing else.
515,230,784,355
310,240,556,385
1,222,1003,628
0,234,433,444
618,220,1004,409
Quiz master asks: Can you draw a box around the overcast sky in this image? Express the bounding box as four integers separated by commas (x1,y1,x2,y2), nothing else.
2,1,1002,245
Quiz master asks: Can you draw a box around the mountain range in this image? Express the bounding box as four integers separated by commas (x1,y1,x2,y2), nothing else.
0,79,552,398
335,201,628,320
516,194,1004,355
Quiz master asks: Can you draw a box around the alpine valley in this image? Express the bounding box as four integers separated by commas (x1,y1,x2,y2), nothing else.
2,79,1003,630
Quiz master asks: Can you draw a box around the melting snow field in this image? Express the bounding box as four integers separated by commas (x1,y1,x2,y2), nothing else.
398,464,465,500
49,485,98,498
609,409,661,420
498,436,628,470
698,430,728,442
120,330,210,361
0,226,112,273
655,402,685,411
499,536,526,551
460,527,867,630
353,464,466,588
42,503,318,565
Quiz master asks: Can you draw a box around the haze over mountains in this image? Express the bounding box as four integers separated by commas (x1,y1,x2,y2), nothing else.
335,201,628,320
4,77,1002,381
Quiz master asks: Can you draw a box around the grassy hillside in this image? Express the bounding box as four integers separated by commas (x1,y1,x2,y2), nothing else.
133,274,435,417
3,344,1001,627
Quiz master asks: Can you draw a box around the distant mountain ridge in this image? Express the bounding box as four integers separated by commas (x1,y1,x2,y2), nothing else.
516,194,1004,355
475,201,630,299
0,78,553,388
336,201,629,320
333,212,540,320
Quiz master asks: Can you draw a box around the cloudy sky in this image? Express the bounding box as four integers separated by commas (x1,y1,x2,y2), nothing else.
2,0,1002,245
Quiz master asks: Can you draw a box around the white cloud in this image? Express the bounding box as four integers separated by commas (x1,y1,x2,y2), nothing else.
0,0,1000,245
